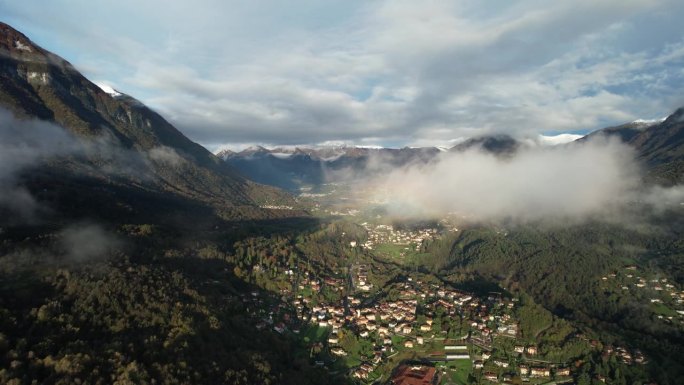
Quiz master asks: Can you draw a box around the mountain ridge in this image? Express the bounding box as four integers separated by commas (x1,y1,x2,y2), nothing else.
0,22,299,222
581,110,684,184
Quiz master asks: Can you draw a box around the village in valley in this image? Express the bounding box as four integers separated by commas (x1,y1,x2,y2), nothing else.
230,213,678,385
211,185,684,385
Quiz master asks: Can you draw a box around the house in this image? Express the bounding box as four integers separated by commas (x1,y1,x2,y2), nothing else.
483,372,498,382
525,345,537,355
555,367,571,376
519,364,529,376
473,360,484,369
514,345,525,353
530,367,550,377
390,365,436,385
404,340,414,348
273,323,286,334
493,359,509,368
353,369,368,379
331,348,347,356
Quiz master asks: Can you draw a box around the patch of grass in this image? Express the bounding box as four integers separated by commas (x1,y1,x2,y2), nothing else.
652,302,677,317
443,359,472,385
302,324,329,343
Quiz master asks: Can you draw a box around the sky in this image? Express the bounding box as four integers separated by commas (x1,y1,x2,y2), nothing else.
2,0,684,151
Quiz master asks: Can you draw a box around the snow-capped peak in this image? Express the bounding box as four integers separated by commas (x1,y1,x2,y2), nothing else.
95,82,122,97
537,133,583,146
632,117,666,125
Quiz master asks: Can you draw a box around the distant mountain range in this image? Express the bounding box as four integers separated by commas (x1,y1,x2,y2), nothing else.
217,145,443,191
0,22,297,224
219,114,684,191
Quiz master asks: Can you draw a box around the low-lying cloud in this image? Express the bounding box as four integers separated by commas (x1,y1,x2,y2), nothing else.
0,108,81,221
148,145,185,166
58,223,121,262
0,108,187,223
372,137,682,223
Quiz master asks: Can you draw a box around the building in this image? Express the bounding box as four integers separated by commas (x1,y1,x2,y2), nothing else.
555,367,571,376
331,348,347,356
530,367,550,377
446,354,470,360
493,359,509,368
444,345,468,351
390,365,438,385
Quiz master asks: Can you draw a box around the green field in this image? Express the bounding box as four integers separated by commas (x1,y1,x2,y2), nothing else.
302,324,329,343
442,359,473,385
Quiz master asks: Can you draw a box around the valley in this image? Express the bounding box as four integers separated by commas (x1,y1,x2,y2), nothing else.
1,18,684,385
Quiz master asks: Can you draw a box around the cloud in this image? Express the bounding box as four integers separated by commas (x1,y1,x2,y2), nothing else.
0,108,82,221
370,136,679,223
58,223,121,262
639,185,684,215
2,0,683,147
0,108,166,223
147,146,184,166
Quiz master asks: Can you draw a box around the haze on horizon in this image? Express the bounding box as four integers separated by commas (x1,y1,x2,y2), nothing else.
1,0,684,150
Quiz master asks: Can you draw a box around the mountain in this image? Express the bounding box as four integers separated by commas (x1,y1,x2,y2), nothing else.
580,112,684,184
449,134,522,156
630,110,684,184
0,23,344,385
581,120,659,144
0,22,297,223
219,145,442,191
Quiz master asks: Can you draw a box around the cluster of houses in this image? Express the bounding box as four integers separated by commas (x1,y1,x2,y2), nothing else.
359,223,438,251
602,344,647,365
601,265,684,325
353,264,373,292
481,365,570,383
235,247,658,384
294,276,531,380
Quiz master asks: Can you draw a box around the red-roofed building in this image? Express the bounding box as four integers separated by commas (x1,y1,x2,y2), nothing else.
391,365,438,385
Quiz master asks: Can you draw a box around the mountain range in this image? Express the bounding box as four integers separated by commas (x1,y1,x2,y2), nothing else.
219,115,684,192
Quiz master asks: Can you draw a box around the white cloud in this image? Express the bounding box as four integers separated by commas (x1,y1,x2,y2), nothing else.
374,137,643,222
2,0,683,147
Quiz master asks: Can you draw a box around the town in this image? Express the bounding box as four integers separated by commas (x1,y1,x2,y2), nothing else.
234,236,667,385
